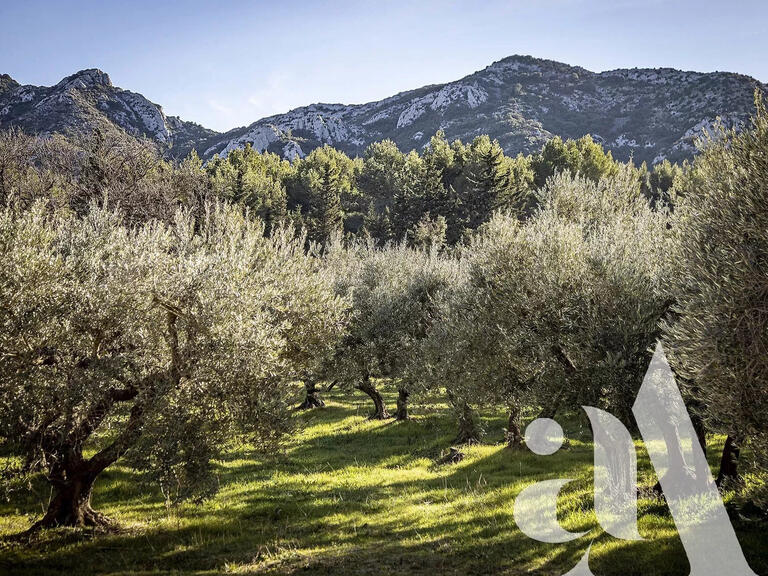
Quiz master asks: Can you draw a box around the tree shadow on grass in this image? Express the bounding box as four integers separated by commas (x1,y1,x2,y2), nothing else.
3,475,766,576
0,502,702,576
2,391,767,576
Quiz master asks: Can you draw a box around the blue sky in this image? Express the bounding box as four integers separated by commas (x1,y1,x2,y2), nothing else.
1,0,765,132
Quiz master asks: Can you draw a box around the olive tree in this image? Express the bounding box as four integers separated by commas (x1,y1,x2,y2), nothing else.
389,246,462,420
0,201,346,530
324,241,460,420
536,168,671,423
421,210,590,445
421,167,669,446
663,95,768,496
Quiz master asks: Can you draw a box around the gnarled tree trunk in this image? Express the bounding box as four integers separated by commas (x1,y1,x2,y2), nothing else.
33,471,109,530
538,345,575,420
356,375,389,419
687,402,711,483
24,314,171,533
716,435,742,487
506,403,523,448
31,376,158,532
298,381,325,409
395,387,410,421
651,421,696,494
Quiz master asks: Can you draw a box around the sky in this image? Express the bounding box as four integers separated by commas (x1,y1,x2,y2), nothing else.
1,0,766,132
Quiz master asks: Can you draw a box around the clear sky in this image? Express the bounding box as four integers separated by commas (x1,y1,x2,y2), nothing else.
1,0,765,132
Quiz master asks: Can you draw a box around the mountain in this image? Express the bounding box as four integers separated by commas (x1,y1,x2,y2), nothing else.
0,69,216,157
203,55,767,165
2,56,766,165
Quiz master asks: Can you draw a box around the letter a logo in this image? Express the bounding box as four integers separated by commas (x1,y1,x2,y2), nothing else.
514,343,757,576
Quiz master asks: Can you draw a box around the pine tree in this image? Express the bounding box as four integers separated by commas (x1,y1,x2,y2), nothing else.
205,144,291,233
391,152,427,241
308,160,343,244
362,203,393,244
358,139,405,212
531,134,618,188
463,138,512,230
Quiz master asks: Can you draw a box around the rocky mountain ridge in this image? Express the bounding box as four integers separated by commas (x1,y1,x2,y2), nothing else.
2,55,765,164
0,69,215,157
204,56,766,164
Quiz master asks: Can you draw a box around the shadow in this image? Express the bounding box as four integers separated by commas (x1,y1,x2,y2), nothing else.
2,387,766,576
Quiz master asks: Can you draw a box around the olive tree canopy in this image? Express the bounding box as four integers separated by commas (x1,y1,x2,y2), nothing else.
324,240,461,420
663,94,768,499
420,167,669,445
0,201,347,529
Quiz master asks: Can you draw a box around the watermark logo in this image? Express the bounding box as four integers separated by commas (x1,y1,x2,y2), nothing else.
513,343,757,575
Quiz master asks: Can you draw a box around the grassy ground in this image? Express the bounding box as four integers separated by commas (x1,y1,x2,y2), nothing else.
1,386,766,576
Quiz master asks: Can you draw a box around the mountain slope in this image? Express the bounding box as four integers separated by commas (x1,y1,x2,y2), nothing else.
0,69,216,157
2,56,765,165
202,55,767,164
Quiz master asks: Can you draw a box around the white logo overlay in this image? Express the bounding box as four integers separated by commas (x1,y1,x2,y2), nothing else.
513,343,758,576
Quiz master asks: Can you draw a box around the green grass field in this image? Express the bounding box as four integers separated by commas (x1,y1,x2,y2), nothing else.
1,386,766,575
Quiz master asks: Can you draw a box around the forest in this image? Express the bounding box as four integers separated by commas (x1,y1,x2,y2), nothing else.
0,94,766,575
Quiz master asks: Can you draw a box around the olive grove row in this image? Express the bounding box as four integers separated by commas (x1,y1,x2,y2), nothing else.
1,97,766,530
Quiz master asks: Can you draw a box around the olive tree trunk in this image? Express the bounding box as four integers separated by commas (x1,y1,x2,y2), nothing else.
716,435,742,487
538,345,575,420
356,375,389,419
506,403,524,448
298,381,325,409
690,406,707,457
33,469,109,530
395,387,410,421
31,379,156,531
455,401,482,445
687,403,712,483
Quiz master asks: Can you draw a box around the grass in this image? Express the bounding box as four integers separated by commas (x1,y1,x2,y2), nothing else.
1,386,766,575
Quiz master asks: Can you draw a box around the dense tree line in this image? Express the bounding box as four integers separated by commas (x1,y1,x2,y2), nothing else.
0,97,766,531
204,130,676,247
0,125,676,247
